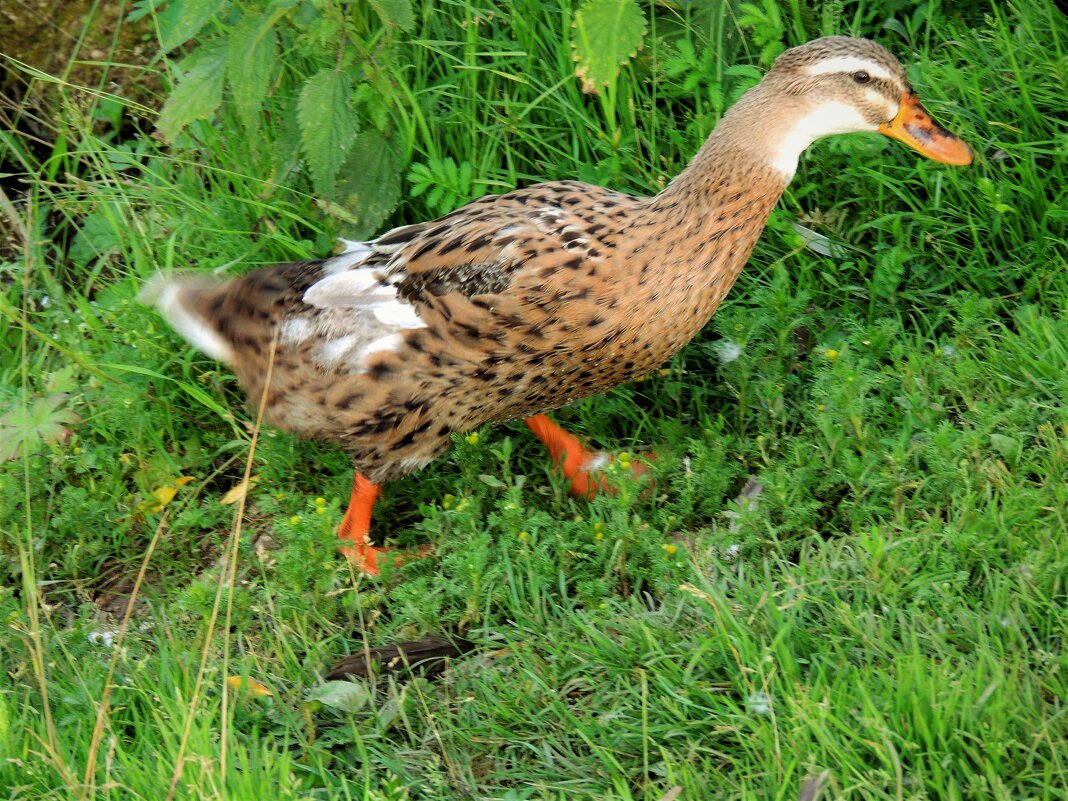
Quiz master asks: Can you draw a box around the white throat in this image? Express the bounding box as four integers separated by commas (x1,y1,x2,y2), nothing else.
767,99,879,179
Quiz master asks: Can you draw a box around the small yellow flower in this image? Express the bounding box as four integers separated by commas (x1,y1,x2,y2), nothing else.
817,404,826,412
825,348,839,361
662,543,678,555
314,497,326,507
289,515,300,525
275,492,286,500
442,494,455,510
315,506,326,515
465,432,480,445
594,531,604,541
518,531,529,541
593,521,605,534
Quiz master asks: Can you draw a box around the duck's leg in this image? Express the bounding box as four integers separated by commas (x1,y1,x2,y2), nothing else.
523,414,651,499
337,473,387,575
337,473,431,576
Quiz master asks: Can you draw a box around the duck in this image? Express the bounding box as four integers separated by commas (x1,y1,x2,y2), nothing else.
143,36,972,575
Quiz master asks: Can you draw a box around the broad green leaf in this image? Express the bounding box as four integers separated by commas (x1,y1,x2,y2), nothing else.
0,394,80,462
354,82,390,132
298,69,360,193
157,44,226,142
368,0,415,31
227,12,278,131
571,0,646,94
306,681,370,713
271,94,304,184
328,131,400,237
69,207,122,266
159,0,226,52
989,433,1022,465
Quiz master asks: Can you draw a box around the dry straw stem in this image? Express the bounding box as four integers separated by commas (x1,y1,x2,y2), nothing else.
164,334,279,800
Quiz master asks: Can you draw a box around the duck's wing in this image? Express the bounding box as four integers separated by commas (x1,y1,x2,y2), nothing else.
302,181,641,364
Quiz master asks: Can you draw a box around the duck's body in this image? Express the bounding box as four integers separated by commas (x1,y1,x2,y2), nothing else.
160,162,782,484
146,36,971,572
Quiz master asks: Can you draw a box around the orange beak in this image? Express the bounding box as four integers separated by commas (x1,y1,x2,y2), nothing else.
878,92,973,166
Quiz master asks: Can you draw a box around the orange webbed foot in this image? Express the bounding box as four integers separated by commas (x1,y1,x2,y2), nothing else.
567,449,656,499
340,541,433,577
524,415,655,499
337,473,431,577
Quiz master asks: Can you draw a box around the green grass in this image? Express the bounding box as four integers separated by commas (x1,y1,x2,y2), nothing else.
2,0,1067,798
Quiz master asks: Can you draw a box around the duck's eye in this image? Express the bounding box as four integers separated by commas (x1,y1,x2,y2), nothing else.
853,71,871,84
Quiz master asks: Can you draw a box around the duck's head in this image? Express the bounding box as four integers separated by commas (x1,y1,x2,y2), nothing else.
736,36,972,177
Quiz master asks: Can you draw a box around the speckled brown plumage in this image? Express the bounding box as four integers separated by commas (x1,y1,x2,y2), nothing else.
145,36,971,491
164,161,782,485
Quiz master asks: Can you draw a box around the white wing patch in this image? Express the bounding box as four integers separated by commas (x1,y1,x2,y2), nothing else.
303,268,390,307
373,302,425,328
322,239,375,275
297,239,425,372
316,334,359,365
280,317,314,346
359,333,404,358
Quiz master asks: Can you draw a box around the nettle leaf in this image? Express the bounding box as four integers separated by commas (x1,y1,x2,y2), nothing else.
272,94,304,184
368,0,415,31
355,82,390,132
328,130,401,238
571,0,646,94
157,44,227,143
159,0,226,52
227,12,278,131
298,69,360,194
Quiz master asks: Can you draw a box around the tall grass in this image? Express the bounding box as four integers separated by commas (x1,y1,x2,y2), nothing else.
1,0,1066,799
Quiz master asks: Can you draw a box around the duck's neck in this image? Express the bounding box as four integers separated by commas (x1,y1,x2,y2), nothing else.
656,82,809,207
641,84,803,294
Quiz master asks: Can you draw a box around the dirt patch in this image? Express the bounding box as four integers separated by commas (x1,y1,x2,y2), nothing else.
1,0,161,129
1,1,165,260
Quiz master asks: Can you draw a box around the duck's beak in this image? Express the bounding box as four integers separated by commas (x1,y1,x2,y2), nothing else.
879,92,972,166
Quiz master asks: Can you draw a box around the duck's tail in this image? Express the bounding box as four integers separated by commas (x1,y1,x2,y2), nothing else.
140,261,327,367
139,272,238,364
